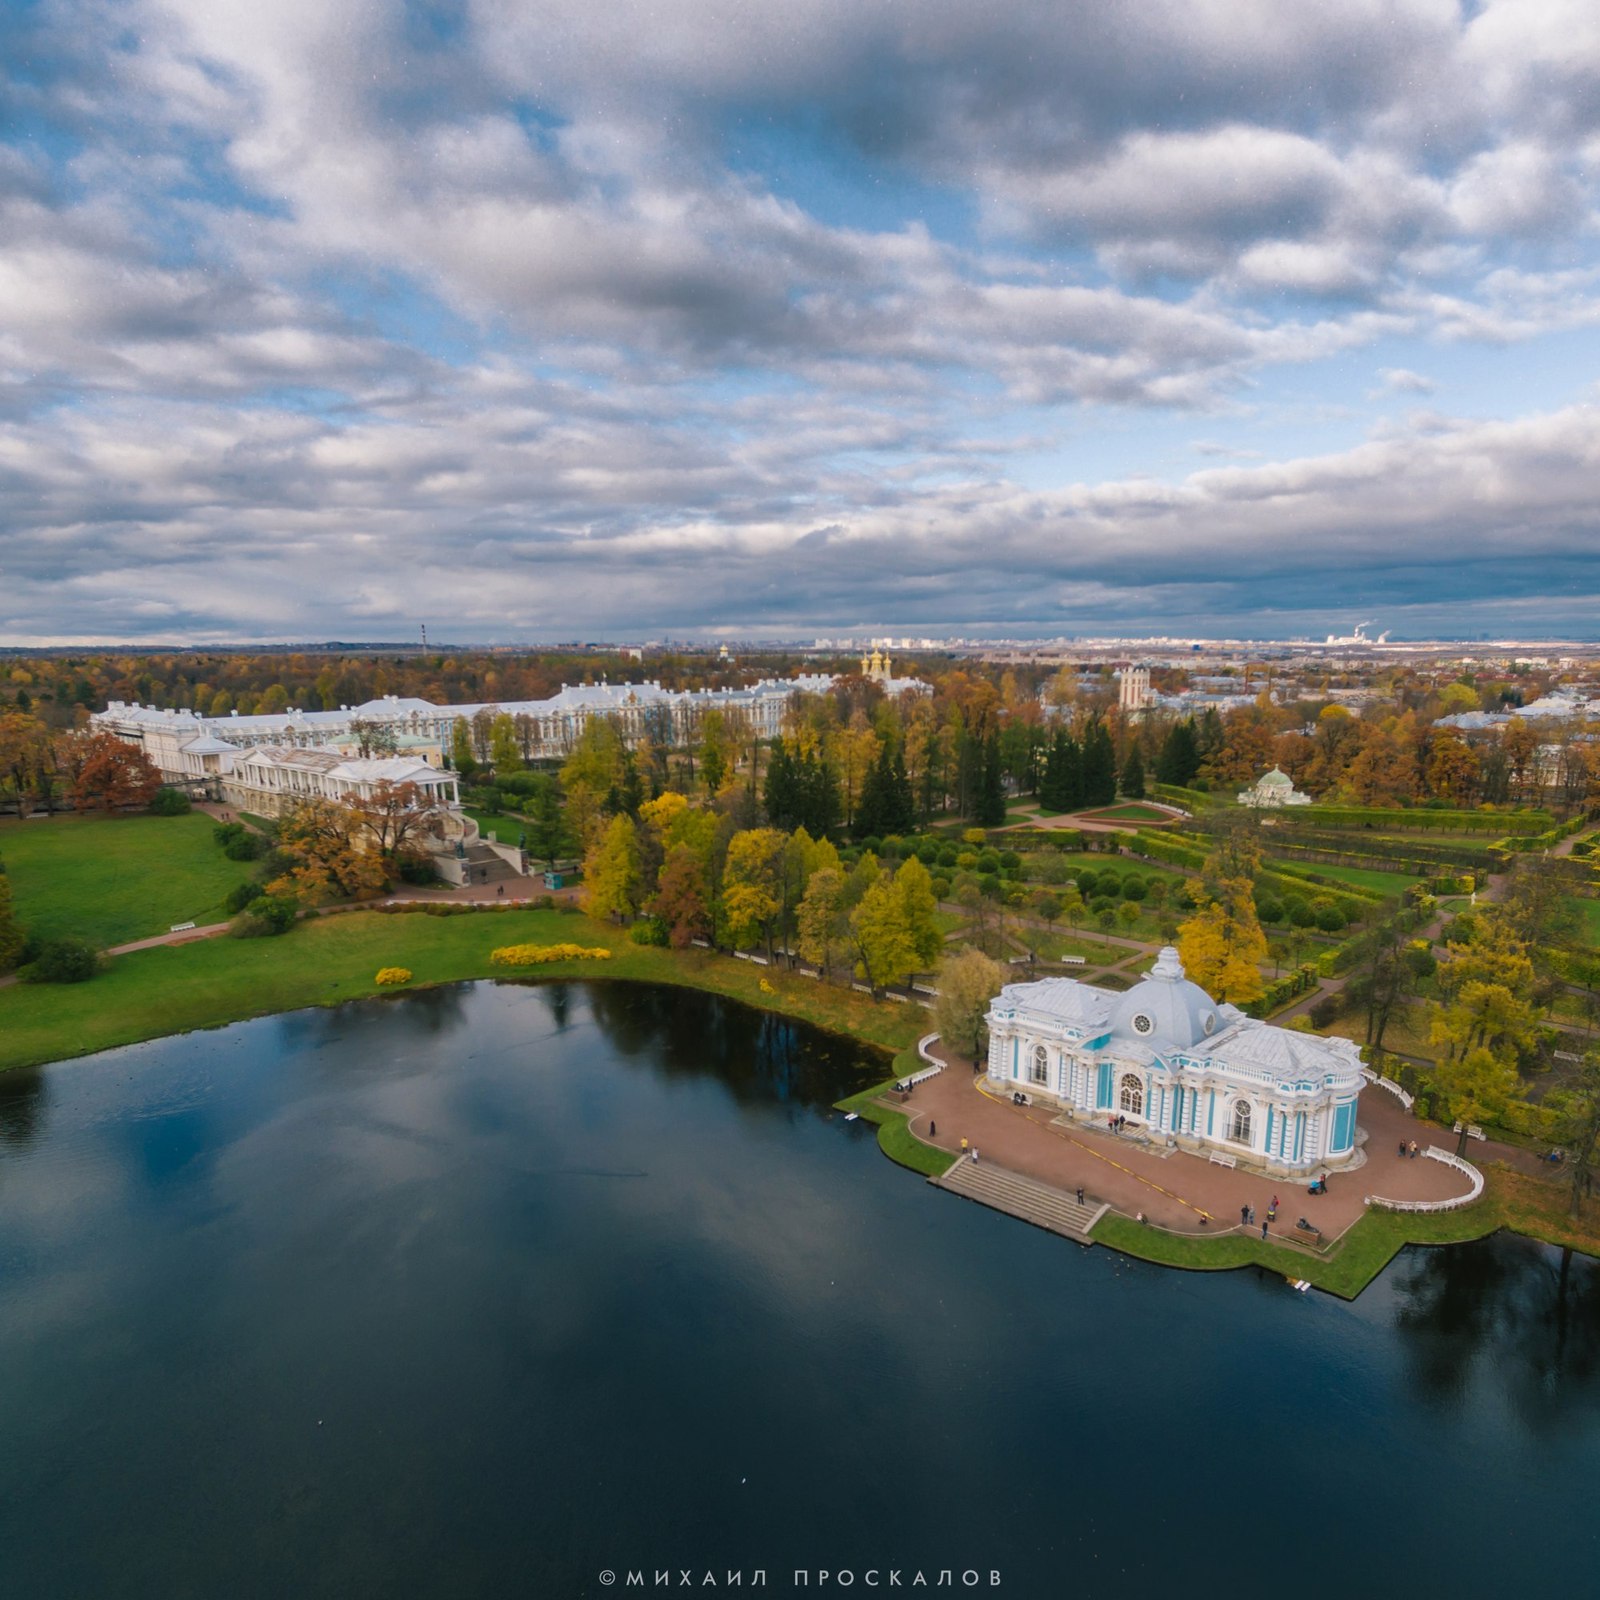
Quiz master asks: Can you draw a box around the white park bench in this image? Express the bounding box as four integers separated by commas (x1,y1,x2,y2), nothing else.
169,921,196,933
1208,1152,1237,1169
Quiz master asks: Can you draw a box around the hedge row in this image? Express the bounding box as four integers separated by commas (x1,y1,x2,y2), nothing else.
1316,905,1432,977
1495,811,1590,855
1266,830,1501,870
1151,783,1220,811
1131,830,1207,871
1254,869,1371,922
1277,805,1553,836
1245,963,1320,1019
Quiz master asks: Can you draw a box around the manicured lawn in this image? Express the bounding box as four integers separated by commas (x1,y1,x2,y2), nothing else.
1277,861,1423,896
1076,803,1174,824
0,812,249,949
1093,1198,1501,1299
0,905,925,1075
836,1052,958,1179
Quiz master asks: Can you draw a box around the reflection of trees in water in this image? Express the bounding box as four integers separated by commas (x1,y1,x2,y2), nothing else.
581,982,881,1109
1394,1237,1600,1432
0,1067,47,1149
388,984,468,1035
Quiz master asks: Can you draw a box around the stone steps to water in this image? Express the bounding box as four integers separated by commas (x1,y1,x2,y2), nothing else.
934,1159,1104,1244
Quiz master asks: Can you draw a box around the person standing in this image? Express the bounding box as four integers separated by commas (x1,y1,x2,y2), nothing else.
1261,1219,1269,1240
971,1146,979,1163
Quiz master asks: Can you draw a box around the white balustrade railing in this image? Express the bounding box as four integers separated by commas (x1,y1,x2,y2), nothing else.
1361,1066,1415,1111
1365,1146,1484,1213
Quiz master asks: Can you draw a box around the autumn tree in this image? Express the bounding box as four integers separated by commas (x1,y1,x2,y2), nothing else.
1177,838,1260,998
849,872,917,992
64,732,161,812
647,845,711,949
269,798,388,903
0,712,56,815
721,827,788,958
351,780,444,865
1546,1051,1600,1216
931,948,1008,1065
349,718,399,758
489,713,524,775
583,814,643,922
796,867,848,977
449,717,478,781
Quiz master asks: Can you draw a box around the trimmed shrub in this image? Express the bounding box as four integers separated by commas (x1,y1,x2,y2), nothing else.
1256,897,1284,925
27,937,100,983
490,942,612,965
148,786,192,815
1120,877,1147,902
230,895,298,938
628,917,669,946
223,881,261,914
375,967,412,986
1315,905,1348,933
1289,900,1317,928
931,875,951,900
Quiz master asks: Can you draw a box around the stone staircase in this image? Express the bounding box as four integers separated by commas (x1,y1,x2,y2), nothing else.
934,1159,1105,1244
461,843,525,886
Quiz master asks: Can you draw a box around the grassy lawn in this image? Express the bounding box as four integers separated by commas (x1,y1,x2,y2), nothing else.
1076,803,1174,824
1094,1197,1501,1299
835,1051,958,1179
1022,929,1125,964
1565,895,1600,949
1275,861,1423,896
0,905,926,1076
1323,1000,1436,1063
0,813,250,949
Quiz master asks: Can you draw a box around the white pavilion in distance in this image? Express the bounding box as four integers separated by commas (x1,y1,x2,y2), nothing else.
984,948,1365,1177
1237,766,1313,808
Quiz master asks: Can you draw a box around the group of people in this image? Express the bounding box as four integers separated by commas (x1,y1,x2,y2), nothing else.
1397,1139,1420,1159
1106,1114,1129,1134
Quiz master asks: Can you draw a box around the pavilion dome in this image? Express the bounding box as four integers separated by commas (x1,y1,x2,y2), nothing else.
1258,767,1293,788
1108,947,1223,1052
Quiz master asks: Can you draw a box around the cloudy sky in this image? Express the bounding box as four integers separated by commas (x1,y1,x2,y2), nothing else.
4,0,1600,644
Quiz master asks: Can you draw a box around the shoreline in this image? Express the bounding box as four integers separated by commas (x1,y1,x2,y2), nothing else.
2,903,1592,1295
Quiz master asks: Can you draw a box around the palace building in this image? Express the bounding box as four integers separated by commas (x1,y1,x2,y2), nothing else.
984,948,1365,1176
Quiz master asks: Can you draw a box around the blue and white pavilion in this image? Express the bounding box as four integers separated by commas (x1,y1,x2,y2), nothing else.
984,948,1365,1175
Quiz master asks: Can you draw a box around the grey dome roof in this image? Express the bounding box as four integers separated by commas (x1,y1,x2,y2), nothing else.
1108,947,1222,1051
1258,767,1293,787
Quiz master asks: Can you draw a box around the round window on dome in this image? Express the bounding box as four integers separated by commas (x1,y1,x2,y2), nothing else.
1203,1013,1216,1036
1132,1013,1154,1035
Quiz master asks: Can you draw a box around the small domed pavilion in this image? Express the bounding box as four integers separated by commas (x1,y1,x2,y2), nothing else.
983,948,1365,1176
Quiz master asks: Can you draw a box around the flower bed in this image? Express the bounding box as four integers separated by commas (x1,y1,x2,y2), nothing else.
489,942,612,966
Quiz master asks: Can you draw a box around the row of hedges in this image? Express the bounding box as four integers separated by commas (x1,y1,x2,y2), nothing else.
1278,805,1553,835
1495,812,1590,855
1254,868,1372,923
1316,905,1432,977
1266,830,1501,871
1131,830,1206,870
1151,783,1220,811
1244,964,1320,1019
1263,859,1390,902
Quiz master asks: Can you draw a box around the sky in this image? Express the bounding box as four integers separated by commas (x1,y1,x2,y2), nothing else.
4,0,1600,645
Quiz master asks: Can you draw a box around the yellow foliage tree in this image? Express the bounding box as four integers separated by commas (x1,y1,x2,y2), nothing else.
582,814,642,922
1177,875,1267,1004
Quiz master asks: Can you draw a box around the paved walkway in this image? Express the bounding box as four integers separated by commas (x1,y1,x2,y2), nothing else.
893,1052,1478,1241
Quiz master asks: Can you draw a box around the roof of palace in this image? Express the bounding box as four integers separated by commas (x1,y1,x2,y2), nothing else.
994,948,1361,1082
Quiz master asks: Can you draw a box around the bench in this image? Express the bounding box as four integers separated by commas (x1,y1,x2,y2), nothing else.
1208,1152,1237,1169
169,921,196,933
1060,956,1087,966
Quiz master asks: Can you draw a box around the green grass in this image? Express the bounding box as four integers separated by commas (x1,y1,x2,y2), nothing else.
835,1052,958,1178
1565,895,1600,949
0,813,251,949
1274,861,1421,896
1093,1202,1499,1299
1076,803,1174,824
0,905,925,1076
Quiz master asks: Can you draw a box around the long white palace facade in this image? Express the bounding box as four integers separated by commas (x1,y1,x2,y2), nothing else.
985,948,1365,1177
92,660,930,817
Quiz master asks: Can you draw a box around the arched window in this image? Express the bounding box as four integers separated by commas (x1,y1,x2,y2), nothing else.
1030,1045,1048,1086
1119,1074,1144,1117
1229,1099,1253,1144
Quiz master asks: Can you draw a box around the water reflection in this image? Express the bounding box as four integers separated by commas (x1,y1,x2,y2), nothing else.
1393,1236,1600,1431
0,1067,46,1150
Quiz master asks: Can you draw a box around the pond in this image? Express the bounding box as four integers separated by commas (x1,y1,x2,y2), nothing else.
1,981,1597,1598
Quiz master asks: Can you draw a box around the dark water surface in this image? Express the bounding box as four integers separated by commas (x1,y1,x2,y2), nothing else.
2,981,1598,1600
